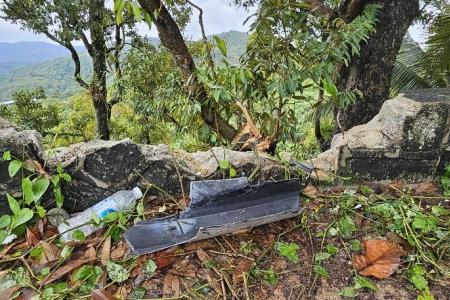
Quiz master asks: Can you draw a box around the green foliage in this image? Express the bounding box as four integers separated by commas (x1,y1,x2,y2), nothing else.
0,151,71,244
340,275,377,298
74,265,103,295
0,54,91,102
275,241,300,264
440,164,450,196
106,261,130,283
424,7,450,85
144,259,158,276
0,88,60,134
253,267,278,285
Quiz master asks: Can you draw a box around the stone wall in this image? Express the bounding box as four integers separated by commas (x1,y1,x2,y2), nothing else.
46,140,285,212
0,118,44,213
0,119,285,214
308,89,450,181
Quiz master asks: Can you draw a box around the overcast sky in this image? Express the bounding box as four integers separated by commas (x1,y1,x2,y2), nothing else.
0,0,255,43
0,0,426,44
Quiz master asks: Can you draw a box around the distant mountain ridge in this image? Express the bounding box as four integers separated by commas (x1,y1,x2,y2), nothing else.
0,41,85,76
0,31,248,102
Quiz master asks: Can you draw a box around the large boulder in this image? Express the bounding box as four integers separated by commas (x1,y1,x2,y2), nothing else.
308,89,450,181
0,117,44,213
46,140,285,212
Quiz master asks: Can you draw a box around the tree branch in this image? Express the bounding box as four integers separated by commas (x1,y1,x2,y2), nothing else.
304,0,337,19
137,0,237,140
337,0,367,23
78,30,94,56
185,0,214,67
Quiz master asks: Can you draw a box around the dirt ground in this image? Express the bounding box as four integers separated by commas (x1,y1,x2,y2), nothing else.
1,181,449,299
95,182,450,299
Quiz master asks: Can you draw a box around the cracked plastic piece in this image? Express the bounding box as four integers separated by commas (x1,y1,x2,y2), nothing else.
124,178,302,255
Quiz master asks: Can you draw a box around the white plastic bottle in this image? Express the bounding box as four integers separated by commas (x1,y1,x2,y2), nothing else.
58,187,143,242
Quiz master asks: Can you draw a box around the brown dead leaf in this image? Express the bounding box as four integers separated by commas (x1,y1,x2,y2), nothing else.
66,237,102,247
113,285,129,299
42,246,96,284
413,182,441,196
163,273,180,297
303,184,318,198
170,257,197,277
32,242,60,266
100,236,111,266
111,240,127,260
14,288,39,300
184,240,216,251
196,248,210,262
91,289,118,300
232,258,253,286
153,247,180,269
26,228,40,247
23,159,49,178
352,239,406,279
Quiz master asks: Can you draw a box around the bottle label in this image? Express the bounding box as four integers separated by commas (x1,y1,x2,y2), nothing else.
98,208,117,219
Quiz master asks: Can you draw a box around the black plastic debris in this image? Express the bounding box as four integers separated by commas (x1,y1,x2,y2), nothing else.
124,177,303,255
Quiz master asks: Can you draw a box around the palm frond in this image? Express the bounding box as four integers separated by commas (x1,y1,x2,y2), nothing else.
425,11,450,81
391,35,436,95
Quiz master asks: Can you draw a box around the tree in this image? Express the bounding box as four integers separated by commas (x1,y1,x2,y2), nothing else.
132,0,238,141
234,0,421,133
1,0,128,139
336,0,420,131
0,88,60,134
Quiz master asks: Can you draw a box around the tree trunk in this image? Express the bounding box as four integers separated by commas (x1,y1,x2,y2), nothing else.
137,0,238,141
89,0,110,140
337,0,420,130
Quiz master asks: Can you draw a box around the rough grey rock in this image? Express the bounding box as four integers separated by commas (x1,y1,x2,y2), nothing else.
0,117,44,213
308,88,450,181
46,140,285,212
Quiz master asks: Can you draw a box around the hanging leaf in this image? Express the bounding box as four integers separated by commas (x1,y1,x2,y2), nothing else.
131,3,142,21
114,0,126,24
322,78,338,98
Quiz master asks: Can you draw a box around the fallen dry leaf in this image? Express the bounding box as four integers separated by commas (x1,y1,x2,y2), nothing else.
232,258,253,286
100,236,111,266
170,257,197,277
32,242,60,266
23,159,49,178
111,240,127,260
113,285,130,299
303,184,318,198
412,182,441,196
42,247,96,284
352,239,406,279
163,273,181,297
196,248,210,262
14,288,39,300
91,289,118,300
26,228,40,247
153,247,180,269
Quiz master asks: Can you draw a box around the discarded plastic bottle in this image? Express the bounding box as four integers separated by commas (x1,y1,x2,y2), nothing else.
58,187,143,242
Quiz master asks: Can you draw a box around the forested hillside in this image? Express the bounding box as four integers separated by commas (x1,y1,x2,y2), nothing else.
0,31,248,102
0,41,85,75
